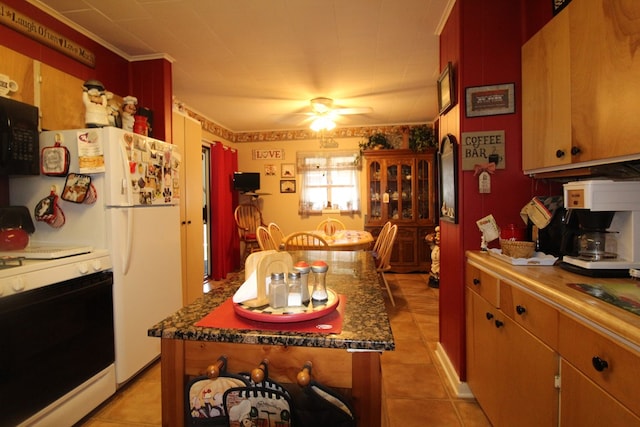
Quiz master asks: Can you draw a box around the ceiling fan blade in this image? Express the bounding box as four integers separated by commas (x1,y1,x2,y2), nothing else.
333,106,374,115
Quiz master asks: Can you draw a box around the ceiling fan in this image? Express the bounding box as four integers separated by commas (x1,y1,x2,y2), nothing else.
307,97,373,131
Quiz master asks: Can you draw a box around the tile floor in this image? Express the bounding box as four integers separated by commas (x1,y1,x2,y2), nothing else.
76,273,491,427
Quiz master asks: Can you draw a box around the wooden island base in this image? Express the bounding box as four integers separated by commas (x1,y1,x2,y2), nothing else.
160,339,382,426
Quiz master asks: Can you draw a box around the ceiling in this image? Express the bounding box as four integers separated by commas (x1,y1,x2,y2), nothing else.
30,0,452,133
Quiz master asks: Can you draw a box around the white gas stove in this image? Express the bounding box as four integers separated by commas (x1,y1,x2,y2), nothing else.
0,247,112,298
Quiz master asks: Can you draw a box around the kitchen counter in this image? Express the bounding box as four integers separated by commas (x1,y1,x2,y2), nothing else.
467,251,640,348
148,250,394,427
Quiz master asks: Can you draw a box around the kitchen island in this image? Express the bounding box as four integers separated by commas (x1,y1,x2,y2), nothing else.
148,250,394,427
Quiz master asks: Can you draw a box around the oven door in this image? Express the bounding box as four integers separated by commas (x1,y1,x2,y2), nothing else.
0,271,115,426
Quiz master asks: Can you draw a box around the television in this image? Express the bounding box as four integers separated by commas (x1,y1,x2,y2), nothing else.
233,172,260,193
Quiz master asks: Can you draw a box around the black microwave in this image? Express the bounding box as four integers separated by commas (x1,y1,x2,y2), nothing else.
0,97,39,175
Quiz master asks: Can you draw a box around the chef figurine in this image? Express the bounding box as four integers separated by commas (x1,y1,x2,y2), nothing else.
82,79,109,128
425,226,440,288
121,95,138,132
105,91,122,128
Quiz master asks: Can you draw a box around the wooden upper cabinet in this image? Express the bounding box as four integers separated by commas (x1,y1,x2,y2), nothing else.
522,0,640,174
521,7,571,173
569,0,640,162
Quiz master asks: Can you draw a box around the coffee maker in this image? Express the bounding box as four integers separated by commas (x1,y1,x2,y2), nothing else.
560,180,640,277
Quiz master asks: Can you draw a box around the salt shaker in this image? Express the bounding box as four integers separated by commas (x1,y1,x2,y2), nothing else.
311,260,329,302
287,271,303,306
293,261,311,304
269,272,288,308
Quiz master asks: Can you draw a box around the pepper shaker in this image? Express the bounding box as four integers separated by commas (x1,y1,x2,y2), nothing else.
311,260,329,302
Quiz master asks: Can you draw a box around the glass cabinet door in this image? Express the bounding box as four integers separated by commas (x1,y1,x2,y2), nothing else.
368,161,382,220
386,163,399,219
417,159,430,220
400,163,413,220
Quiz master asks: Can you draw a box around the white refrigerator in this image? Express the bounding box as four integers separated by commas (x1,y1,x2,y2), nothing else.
10,127,183,385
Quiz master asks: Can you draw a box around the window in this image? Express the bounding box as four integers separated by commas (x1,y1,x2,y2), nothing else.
296,150,360,215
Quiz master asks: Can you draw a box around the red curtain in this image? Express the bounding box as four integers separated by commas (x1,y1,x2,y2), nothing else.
210,142,239,280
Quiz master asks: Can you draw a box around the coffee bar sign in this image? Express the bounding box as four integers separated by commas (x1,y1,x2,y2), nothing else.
461,130,506,170
252,148,285,160
0,2,96,67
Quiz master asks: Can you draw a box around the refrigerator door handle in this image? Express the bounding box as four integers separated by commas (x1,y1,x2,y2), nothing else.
118,140,134,205
122,207,134,275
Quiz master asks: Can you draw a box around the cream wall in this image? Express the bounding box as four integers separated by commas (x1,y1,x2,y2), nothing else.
231,136,366,234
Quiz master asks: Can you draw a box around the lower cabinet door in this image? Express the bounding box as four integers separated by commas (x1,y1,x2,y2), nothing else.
560,359,640,426
467,289,559,427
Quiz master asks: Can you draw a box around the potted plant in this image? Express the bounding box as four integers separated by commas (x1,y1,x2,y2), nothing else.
409,125,436,152
356,132,393,164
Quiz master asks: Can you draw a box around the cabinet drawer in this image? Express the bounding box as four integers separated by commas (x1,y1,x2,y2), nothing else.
500,282,558,350
465,262,499,306
559,314,640,417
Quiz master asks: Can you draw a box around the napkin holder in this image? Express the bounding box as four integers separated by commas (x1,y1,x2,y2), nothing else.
238,250,293,307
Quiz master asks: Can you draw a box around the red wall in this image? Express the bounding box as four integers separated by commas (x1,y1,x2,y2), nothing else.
438,0,554,381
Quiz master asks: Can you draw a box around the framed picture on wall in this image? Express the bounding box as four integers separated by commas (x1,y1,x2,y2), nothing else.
438,134,458,224
552,0,572,15
465,83,515,117
280,179,296,193
437,62,454,115
281,163,295,178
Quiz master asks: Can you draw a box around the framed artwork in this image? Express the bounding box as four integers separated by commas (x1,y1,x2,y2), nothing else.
280,179,296,193
465,83,515,117
265,164,276,176
552,0,572,15
281,163,295,178
438,134,458,224
437,62,454,115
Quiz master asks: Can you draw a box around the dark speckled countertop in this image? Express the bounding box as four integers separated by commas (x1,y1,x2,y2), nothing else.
148,250,395,351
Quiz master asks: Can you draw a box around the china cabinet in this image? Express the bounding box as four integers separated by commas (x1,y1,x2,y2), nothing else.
364,148,436,272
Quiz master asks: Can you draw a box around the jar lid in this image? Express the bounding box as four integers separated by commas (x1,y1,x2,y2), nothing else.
270,272,285,280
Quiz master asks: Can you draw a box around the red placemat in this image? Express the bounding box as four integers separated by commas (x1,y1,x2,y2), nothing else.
195,295,346,334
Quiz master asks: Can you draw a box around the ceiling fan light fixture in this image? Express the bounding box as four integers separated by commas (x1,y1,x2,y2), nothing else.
310,116,336,132
310,97,333,113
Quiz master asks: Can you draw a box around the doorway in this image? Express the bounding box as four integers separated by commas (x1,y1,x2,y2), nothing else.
202,145,211,279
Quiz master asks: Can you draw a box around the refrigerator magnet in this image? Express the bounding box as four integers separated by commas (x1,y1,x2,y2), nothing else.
61,173,92,203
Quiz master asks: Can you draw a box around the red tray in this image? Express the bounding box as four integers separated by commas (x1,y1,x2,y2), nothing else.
233,289,339,323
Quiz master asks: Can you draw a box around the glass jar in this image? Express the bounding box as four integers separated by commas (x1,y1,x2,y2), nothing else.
269,272,288,308
293,261,311,304
287,271,302,307
311,260,329,302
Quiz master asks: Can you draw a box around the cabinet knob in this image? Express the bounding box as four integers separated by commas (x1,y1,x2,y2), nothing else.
571,146,581,155
494,320,504,328
555,149,565,158
473,278,481,286
516,305,526,315
592,356,609,372
485,312,494,320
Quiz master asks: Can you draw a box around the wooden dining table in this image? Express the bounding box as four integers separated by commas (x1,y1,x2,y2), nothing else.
311,229,374,250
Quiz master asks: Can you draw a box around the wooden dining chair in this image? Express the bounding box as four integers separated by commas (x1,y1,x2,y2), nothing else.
372,221,392,255
268,222,285,250
234,203,265,261
256,225,278,251
316,218,345,236
376,224,398,306
283,231,329,250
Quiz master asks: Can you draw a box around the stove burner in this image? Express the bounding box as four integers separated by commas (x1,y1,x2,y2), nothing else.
0,256,25,269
